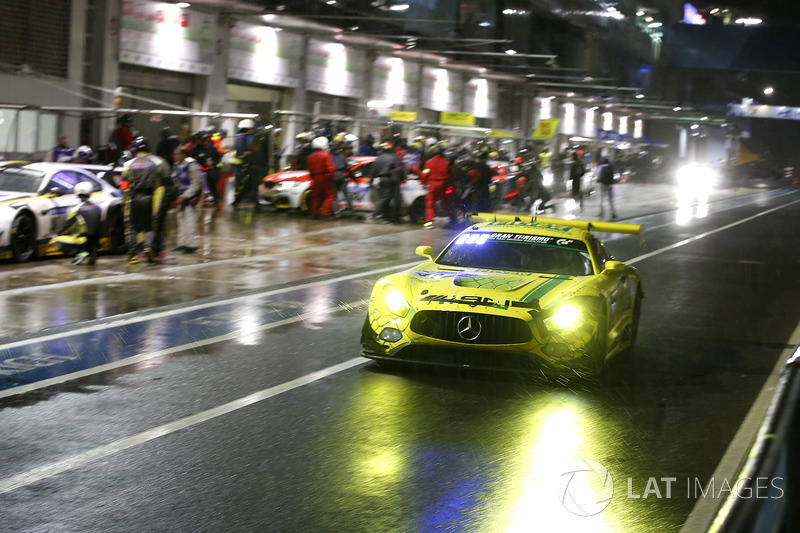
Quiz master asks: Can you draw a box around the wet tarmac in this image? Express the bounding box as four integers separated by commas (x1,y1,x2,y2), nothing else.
1,180,798,532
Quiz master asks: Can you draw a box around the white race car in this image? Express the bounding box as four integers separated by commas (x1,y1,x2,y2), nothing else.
260,156,429,223
0,162,125,262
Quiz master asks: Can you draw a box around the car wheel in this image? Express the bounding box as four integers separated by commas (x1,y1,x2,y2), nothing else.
10,212,37,262
409,197,425,224
585,312,608,381
300,189,312,214
621,286,643,357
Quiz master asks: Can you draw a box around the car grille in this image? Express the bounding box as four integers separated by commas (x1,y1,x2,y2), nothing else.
392,345,537,371
410,310,532,345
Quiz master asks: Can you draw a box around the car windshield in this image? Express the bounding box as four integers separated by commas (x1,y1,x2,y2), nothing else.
0,169,44,193
437,232,593,276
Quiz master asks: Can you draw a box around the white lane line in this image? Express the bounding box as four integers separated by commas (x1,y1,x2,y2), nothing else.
0,301,367,400
0,357,367,495
626,197,800,265
0,260,419,352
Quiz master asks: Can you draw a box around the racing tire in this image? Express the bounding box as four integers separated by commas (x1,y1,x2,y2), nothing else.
409,197,425,225
300,189,312,214
621,286,643,358
10,212,37,262
584,312,609,382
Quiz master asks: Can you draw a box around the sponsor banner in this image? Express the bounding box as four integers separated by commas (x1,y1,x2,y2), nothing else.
532,118,561,139
728,103,800,121
389,111,417,122
306,38,365,99
371,56,418,107
441,112,476,127
227,23,302,88
120,0,214,75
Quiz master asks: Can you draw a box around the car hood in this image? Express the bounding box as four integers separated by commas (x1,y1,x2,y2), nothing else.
392,264,592,312
0,191,35,204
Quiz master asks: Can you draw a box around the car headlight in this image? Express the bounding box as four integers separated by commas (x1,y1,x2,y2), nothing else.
384,289,410,317
546,304,580,329
373,279,411,318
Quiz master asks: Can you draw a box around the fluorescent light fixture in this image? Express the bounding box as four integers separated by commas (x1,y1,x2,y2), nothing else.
764,87,774,95
635,93,645,99
327,0,337,4
478,21,491,27
673,107,682,111
648,22,663,28
735,17,762,25
710,8,719,14
690,124,699,130
389,3,410,11
505,49,517,55
176,1,190,7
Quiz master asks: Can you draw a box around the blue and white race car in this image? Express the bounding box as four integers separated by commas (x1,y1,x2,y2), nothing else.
0,162,125,261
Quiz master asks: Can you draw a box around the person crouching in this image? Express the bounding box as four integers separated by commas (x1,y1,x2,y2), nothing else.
51,181,102,265
172,145,203,253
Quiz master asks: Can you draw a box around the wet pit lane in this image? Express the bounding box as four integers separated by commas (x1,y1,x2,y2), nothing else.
1,187,799,532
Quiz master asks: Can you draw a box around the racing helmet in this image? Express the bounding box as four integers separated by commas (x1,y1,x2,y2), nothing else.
311,136,329,151
74,181,93,197
76,145,93,160
131,136,150,153
238,118,255,130
379,141,394,152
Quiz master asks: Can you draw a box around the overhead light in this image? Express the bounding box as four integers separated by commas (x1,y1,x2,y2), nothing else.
648,22,663,28
701,116,708,121
176,1,190,7
636,10,645,16
735,17,762,25
764,87,774,95
478,21,492,27
635,93,645,99
673,106,682,111
389,3,410,11
262,14,276,21
690,124,699,130
710,8,719,14
327,0,337,5
505,49,517,55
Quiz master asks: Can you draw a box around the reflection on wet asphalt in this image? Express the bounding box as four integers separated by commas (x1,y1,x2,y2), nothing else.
0,187,798,532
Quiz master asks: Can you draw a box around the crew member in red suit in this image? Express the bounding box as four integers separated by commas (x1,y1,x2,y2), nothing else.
421,145,457,228
306,136,336,218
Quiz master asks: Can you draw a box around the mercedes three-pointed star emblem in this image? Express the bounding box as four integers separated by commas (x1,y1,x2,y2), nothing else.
457,315,482,341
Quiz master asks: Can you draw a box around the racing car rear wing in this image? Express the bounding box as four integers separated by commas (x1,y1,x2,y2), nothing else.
466,213,644,243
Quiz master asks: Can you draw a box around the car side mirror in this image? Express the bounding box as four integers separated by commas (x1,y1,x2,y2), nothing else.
416,245,433,260
48,186,65,197
604,260,625,272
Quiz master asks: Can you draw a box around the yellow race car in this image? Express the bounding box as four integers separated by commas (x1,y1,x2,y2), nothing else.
361,214,644,378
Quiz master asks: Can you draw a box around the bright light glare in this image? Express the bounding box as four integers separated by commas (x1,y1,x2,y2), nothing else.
542,169,554,187
764,87,774,95
505,49,518,55
476,234,489,245
384,289,410,316
389,3,410,11
455,235,468,245
735,17,762,25
676,164,717,192
552,305,579,329
176,2,190,7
